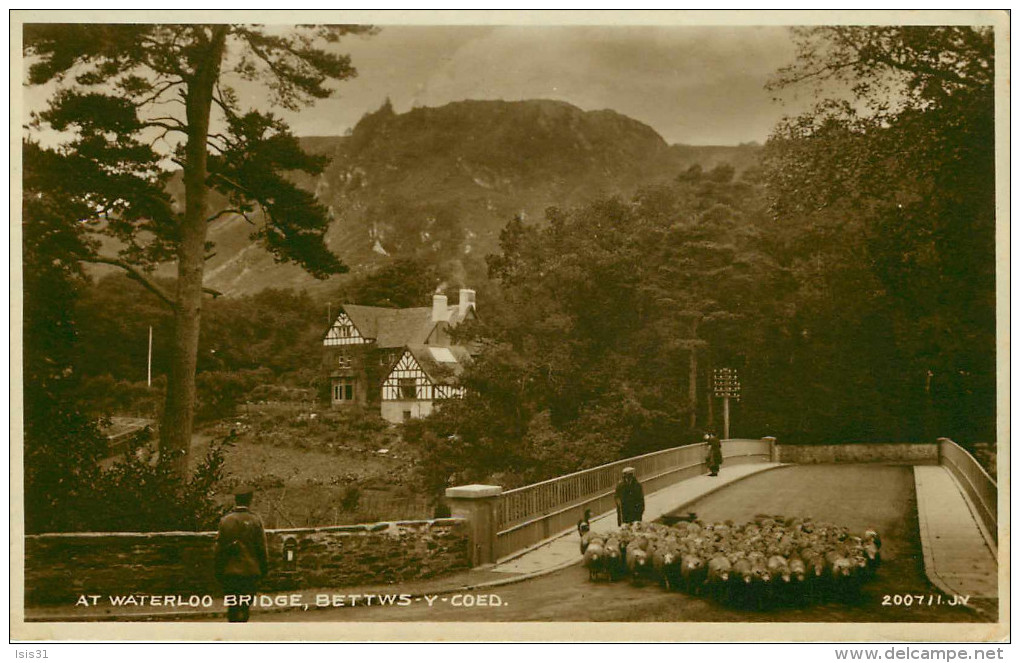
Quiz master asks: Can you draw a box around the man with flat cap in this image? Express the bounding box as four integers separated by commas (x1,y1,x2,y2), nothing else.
614,467,645,526
214,485,269,622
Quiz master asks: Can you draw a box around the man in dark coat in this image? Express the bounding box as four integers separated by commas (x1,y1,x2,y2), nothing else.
705,432,723,476
615,467,645,525
214,486,269,622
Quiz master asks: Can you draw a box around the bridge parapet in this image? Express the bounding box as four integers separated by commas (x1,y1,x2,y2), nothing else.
938,438,997,545
445,438,773,564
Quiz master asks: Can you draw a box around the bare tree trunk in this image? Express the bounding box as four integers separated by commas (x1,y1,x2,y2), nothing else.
160,26,228,478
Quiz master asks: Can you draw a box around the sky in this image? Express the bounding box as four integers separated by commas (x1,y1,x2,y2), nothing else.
280,25,806,146
21,24,813,147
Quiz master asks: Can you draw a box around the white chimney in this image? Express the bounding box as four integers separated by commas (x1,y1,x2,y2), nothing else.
458,288,476,319
432,294,449,322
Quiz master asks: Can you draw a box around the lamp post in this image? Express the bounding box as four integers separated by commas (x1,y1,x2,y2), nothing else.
712,367,741,439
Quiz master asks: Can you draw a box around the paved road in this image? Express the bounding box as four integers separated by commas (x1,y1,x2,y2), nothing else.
247,465,987,623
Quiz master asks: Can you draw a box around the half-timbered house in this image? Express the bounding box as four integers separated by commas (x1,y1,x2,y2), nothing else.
380,345,471,423
321,289,476,422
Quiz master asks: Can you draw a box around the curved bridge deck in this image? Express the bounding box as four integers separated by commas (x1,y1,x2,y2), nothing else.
255,462,992,623
479,463,997,621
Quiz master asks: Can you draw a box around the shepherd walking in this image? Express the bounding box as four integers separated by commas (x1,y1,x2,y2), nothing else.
214,486,269,622
615,467,645,525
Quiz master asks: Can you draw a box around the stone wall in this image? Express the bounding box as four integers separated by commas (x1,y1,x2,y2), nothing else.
25,518,469,606
777,443,938,465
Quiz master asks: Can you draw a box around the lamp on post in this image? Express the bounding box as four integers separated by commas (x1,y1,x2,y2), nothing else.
712,367,741,439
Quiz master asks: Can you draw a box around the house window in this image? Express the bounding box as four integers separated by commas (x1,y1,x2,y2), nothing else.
403,410,412,422
338,353,352,369
333,379,355,402
399,377,417,400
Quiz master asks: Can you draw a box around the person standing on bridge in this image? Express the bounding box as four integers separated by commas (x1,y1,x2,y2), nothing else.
705,432,723,477
215,485,269,623
615,467,645,525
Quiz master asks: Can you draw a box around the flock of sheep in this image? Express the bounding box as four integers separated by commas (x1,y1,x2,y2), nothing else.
580,514,882,608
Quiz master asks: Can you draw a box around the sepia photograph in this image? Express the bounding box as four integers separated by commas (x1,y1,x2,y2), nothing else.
10,9,1008,644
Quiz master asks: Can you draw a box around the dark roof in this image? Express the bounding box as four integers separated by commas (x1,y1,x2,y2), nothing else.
375,308,435,348
334,302,476,349
336,305,431,348
338,304,392,341
406,344,472,385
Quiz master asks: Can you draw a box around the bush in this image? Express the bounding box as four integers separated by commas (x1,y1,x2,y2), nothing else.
76,374,164,419
247,383,315,403
340,485,361,512
32,431,235,533
195,368,272,421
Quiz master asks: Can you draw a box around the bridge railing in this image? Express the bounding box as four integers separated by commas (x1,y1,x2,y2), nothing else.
493,438,772,561
938,438,997,545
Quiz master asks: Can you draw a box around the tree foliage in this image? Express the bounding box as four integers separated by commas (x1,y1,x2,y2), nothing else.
414,168,776,492
335,257,443,308
763,26,996,443
23,141,234,533
23,141,110,532
24,23,370,474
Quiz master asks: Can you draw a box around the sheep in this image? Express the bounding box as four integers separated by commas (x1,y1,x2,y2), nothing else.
603,537,625,581
788,555,807,583
767,555,791,584
583,537,606,581
731,556,753,585
706,554,733,600
626,545,652,585
652,542,683,591
586,516,881,607
679,553,708,594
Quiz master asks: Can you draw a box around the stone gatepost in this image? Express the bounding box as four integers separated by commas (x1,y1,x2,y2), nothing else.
936,437,951,465
763,436,778,463
445,484,502,567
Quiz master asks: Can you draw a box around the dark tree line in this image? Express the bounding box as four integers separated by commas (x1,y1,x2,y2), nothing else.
408,165,777,494
411,26,997,492
762,26,995,443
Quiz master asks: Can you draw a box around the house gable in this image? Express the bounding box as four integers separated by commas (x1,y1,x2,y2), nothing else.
382,350,430,401
382,349,466,401
323,310,370,346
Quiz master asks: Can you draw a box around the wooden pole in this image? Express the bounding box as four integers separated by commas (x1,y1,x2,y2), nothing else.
688,347,698,429
147,325,153,388
723,396,730,440
707,369,715,432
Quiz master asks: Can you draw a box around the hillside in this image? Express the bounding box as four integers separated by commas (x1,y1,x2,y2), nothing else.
183,100,761,295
